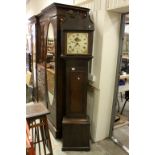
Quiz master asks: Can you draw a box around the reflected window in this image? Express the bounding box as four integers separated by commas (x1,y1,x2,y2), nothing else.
46,23,55,106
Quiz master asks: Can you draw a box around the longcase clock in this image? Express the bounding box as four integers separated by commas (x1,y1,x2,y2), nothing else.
60,5,94,151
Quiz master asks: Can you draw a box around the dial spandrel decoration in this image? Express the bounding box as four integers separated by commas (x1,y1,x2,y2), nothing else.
66,32,88,55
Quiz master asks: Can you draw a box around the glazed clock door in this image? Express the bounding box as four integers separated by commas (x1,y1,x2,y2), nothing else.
45,23,56,126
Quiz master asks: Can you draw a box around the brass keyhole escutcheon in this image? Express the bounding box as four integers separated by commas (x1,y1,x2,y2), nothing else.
71,67,76,71
77,77,80,80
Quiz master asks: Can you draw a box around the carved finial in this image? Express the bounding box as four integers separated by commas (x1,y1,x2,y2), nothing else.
67,10,75,18
89,10,94,22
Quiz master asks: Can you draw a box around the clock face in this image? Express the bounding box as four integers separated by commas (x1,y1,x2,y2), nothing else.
66,32,88,55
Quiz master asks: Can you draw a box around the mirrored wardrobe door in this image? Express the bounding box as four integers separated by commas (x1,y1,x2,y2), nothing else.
46,23,55,108
32,24,37,89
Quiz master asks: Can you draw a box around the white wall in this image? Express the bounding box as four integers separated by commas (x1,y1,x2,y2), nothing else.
107,0,129,13
26,0,73,18
94,11,121,140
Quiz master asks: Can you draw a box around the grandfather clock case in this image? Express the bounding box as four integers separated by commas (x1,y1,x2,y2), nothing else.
28,3,94,150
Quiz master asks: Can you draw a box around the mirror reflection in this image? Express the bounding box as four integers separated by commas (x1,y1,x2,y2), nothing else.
46,23,55,106
32,24,37,87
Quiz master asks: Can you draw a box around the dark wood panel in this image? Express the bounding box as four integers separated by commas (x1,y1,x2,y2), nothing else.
70,71,86,113
47,99,56,126
62,117,90,151
66,60,88,118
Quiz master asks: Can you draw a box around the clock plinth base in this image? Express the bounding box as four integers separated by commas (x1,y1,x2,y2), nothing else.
62,117,90,151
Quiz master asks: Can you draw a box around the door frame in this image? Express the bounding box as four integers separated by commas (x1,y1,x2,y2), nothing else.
109,13,128,137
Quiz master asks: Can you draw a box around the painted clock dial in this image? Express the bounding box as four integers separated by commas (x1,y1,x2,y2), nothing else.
66,32,88,55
